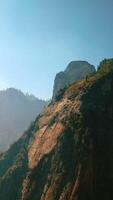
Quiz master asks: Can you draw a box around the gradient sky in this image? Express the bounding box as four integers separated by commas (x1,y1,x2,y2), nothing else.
0,0,113,99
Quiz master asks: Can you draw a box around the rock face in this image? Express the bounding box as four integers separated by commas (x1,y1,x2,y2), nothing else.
53,61,96,99
0,88,47,151
0,59,113,200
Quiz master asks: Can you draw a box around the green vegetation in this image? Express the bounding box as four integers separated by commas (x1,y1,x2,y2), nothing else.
97,58,113,75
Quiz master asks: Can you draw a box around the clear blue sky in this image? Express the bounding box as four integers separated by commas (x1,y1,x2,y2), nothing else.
0,0,113,99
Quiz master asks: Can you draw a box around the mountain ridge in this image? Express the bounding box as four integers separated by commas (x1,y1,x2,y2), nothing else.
0,59,113,200
0,87,47,151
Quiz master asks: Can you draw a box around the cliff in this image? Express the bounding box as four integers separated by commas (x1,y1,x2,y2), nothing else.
0,59,113,200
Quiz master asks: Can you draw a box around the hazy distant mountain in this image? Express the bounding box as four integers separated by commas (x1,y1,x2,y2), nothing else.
0,88,47,151
53,61,96,99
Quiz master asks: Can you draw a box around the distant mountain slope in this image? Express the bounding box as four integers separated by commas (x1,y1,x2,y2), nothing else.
0,88,47,151
53,61,96,99
0,59,113,200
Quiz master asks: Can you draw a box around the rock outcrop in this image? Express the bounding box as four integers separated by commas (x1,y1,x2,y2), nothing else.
0,59,113,200
53,61,96,99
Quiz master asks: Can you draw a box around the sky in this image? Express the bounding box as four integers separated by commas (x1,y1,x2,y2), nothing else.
0,0,113,99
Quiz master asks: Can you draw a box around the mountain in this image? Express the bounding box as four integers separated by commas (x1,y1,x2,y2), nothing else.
0,59,113,200
0,88,47,151
53,60,96,99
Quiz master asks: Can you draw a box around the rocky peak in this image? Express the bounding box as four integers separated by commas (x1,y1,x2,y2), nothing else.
53,60,96,99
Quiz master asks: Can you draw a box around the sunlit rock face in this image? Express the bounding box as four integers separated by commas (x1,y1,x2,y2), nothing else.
0,59,113,200
53,61,96,99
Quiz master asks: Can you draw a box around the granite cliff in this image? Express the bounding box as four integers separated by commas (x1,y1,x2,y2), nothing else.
0,59,113,200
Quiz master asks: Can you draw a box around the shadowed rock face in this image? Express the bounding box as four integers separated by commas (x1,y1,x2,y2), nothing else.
0,59,113,200
53,61,96,99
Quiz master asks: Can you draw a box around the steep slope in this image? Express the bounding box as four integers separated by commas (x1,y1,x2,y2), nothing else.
0,59,113,200
53,60,95,99
0,88,47,151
